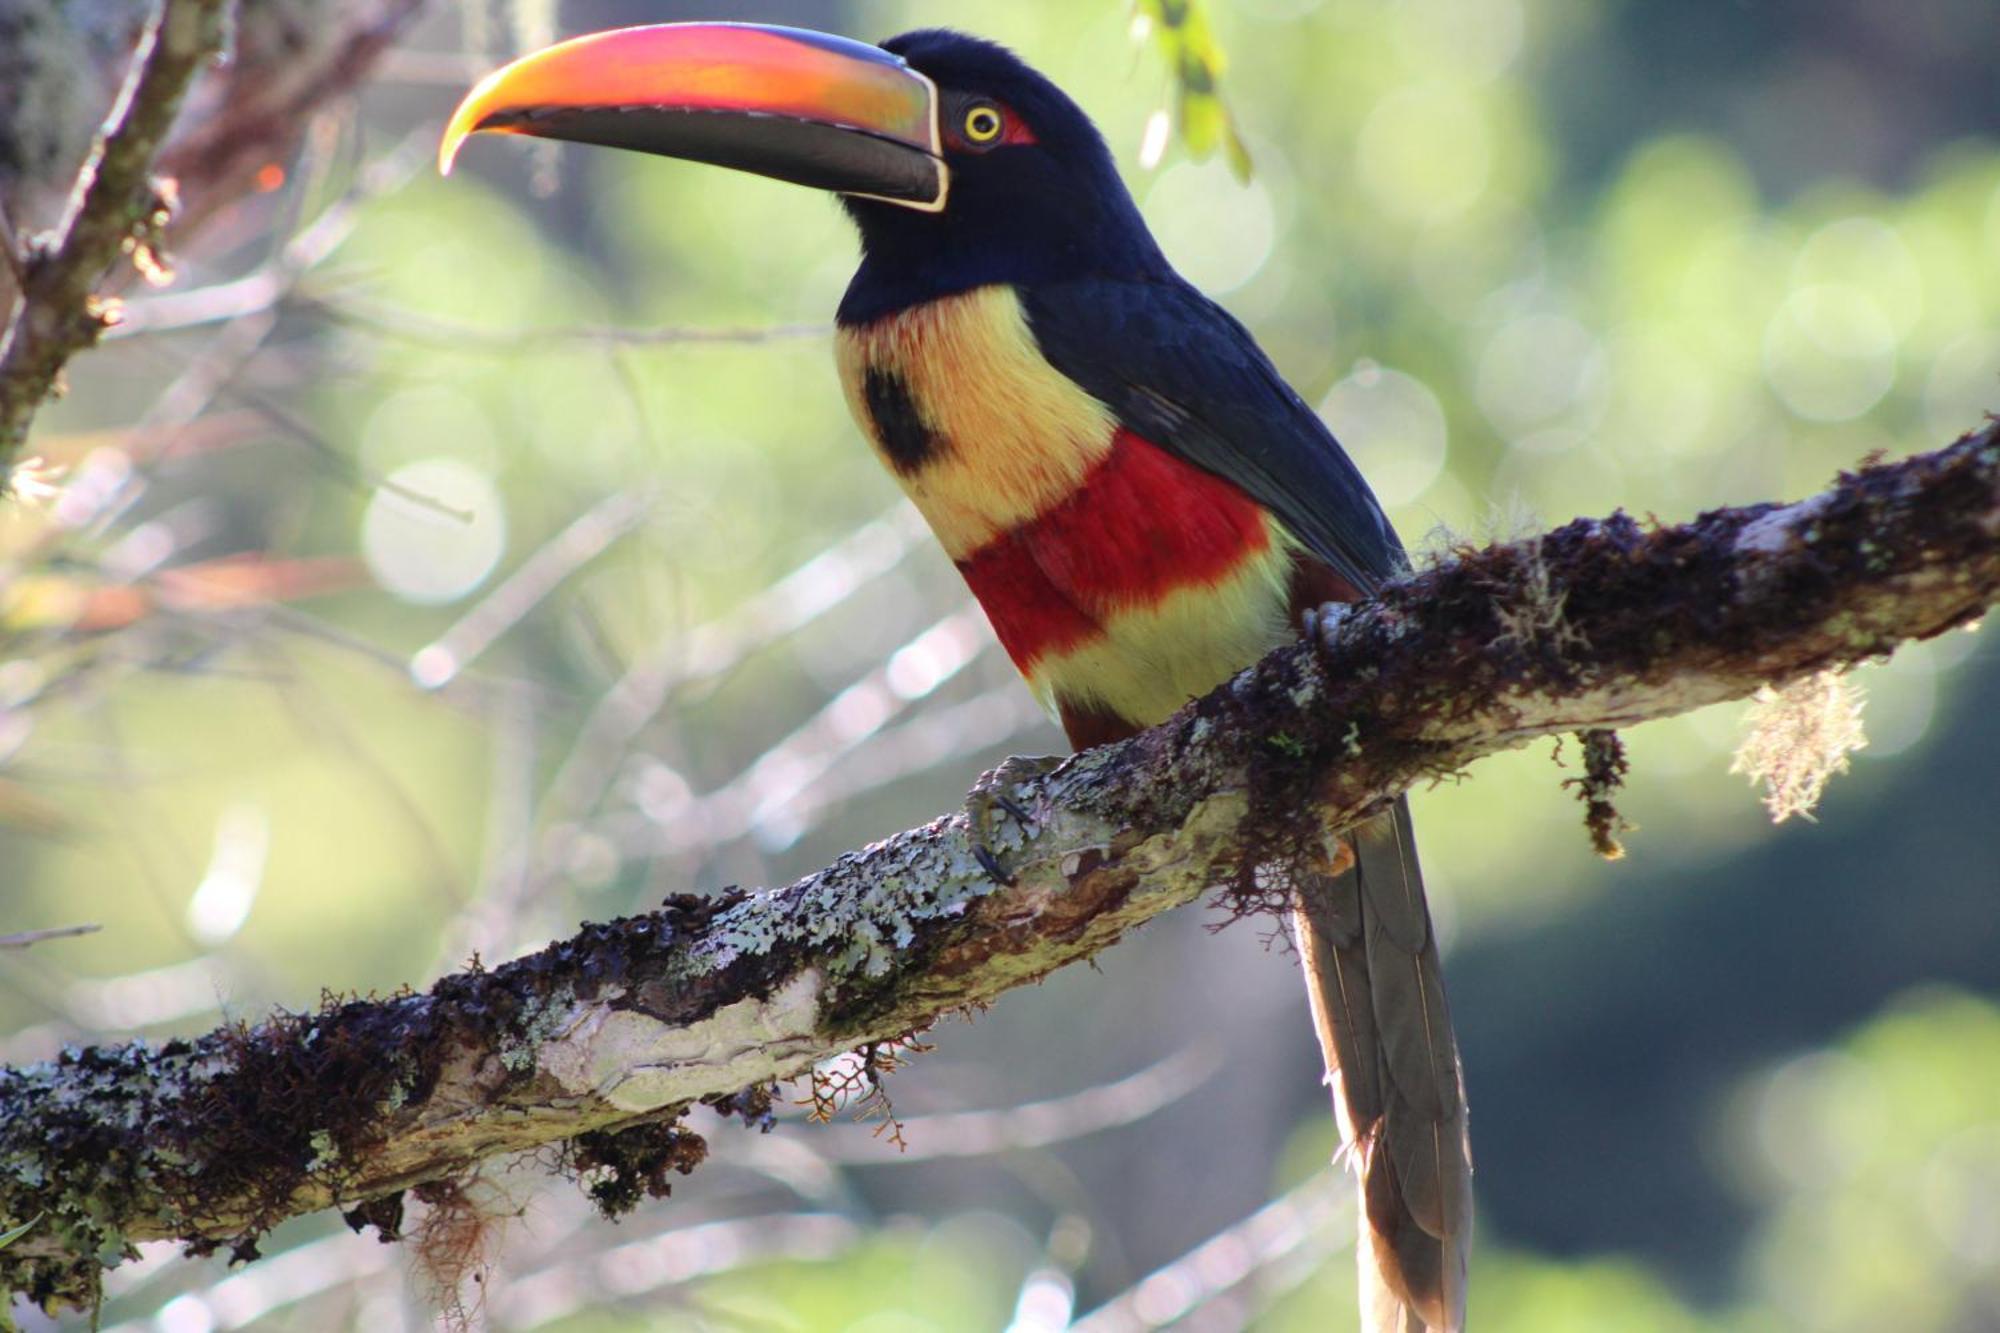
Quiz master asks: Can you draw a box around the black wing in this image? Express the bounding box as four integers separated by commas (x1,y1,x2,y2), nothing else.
1020,276,1405,596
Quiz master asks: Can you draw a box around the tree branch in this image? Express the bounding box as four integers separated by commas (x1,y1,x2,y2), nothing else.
153,0,429,243
3,422,1996,1309
0,0,231,467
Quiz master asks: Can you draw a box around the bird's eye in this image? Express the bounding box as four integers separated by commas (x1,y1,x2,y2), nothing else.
962,103,1004,144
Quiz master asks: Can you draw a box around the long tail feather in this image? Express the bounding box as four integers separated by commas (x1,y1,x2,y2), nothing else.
1293,797,1472,1331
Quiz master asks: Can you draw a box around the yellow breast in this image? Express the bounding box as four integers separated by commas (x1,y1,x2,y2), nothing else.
834,285,1118,560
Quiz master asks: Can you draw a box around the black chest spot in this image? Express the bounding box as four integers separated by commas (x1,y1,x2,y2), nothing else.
862,368,942,475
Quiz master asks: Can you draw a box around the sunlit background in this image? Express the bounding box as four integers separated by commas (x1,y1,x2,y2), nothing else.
5,0,1999,1328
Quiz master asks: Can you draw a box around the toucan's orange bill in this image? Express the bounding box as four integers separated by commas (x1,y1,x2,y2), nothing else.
439,22,945,210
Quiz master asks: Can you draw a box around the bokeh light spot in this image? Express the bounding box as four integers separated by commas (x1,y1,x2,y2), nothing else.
358,386,499,473
1393,0,1526,81
1859,643,1940,760
1921,1125,2000,1267
1236,0,1326,20
1411,205,1545,312
1320,363,1449,506
1138,108,1171,169
1508,424,1587,456
1357,83,1493,223
361,459,507,605
1476,312,1604,435
1923,330,2000,441
185,805,270,947
1601,324,1723,461
1762,284,1898,422
1794,216,1924,338
1143,161,1277,294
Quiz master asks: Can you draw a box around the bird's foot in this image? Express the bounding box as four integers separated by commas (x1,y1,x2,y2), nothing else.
964,755,1062,886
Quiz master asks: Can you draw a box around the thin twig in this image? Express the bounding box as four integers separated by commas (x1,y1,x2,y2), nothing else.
0,0,235,466
807,1043,1222,1162
409,488,659,690
0,202,28,288
0,925,103,950
453,679,542,962
589,603,993,862
759,684,1052,850
533,503,927,833
313,297,829,351
1070,1175,1348,1332
109,128,434,341
222,382,477,516
155,0,430,241
488,1214,862,1330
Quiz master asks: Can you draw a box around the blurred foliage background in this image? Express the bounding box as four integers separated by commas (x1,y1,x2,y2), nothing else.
4,0,1998,1328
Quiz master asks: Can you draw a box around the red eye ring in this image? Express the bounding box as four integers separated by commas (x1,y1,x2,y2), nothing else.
948,97,1036,150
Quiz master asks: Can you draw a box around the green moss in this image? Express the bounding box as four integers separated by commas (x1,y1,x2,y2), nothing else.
1267,731,1307,759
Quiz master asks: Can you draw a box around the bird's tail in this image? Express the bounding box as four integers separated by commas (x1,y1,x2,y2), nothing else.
1292,797,1472,1332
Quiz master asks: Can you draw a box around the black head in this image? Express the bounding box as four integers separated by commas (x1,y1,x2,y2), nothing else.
438,23,1168,323
837,30,1168,324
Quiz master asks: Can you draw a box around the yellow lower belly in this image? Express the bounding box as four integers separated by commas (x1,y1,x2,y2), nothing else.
1024,538,1297,728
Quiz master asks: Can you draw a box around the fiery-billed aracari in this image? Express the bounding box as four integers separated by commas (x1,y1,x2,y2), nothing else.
441,24,1472,1331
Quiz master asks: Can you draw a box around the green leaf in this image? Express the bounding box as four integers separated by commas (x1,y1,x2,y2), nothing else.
0,1215,41,1250
1136,0,1254,180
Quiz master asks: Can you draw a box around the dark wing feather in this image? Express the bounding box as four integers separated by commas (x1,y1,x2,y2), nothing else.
1020,276,1405,595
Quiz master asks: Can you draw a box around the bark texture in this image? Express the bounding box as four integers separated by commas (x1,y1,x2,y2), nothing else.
2,422,1996,1310
0,0,233,463
0,0,430,464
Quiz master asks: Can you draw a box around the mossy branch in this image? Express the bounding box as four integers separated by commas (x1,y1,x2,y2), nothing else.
3,422,1997,1310
0,0,232,467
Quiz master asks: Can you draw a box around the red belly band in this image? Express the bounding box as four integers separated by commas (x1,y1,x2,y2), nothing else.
956,429,1273,674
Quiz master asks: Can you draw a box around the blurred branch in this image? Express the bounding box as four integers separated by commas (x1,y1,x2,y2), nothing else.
761,683,1051,851
488,1212,861,1330
534,503,927,837
1072,1173,1347,1332
4,422,1998,1310
107,127,435,343
0,0,232,468
809,1042,1221,1163
155,0,429,242
0,206,28,288
0,925,100,950
410,487,659,689
310,297,829,351
594,605,992,860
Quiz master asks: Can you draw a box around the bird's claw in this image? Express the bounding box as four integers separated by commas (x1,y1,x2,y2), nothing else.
973,844,1014,887
964,755,1061,887
991,793,1033,827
